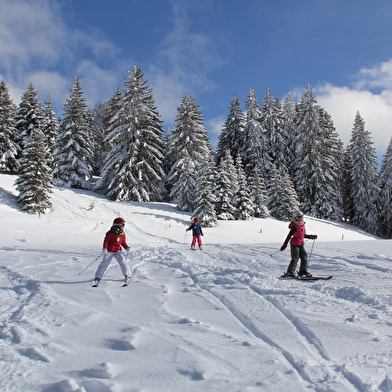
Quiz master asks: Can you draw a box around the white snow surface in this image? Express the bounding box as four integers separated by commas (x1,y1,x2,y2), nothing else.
1,173,392,392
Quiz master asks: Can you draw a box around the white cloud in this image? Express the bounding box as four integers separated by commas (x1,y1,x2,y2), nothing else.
0,0,126,113
355,59,392,93
315,60,392,158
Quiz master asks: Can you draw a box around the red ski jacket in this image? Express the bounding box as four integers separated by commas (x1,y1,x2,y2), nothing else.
283,222,309,247
103,227,129,252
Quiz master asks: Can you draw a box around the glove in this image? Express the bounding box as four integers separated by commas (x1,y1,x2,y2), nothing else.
102,248,108,255
280,245,286,251
125,247,130,254
309,235,318,240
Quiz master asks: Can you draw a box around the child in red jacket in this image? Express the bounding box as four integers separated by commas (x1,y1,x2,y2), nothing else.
280,211,317,277
93,217,131,286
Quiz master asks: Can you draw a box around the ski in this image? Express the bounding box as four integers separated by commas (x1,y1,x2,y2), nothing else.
297,275,333,281
280,274,332,281
122,276,131,287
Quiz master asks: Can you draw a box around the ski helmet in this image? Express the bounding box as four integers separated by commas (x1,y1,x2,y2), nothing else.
293,210,303,220
193,217,200,223
113,217,125,226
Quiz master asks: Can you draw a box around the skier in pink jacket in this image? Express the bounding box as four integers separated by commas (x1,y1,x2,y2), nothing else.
280,211,317,277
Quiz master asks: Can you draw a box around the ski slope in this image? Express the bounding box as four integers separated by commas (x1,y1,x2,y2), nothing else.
0,173,392,392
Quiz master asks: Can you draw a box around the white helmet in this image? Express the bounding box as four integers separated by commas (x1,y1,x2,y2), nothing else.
293,210,304,220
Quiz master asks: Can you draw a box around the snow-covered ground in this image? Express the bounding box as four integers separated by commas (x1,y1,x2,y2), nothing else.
1,173,392,392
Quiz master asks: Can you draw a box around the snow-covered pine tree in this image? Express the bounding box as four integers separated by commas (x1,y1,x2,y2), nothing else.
52,76,93,189
166,92,212,207
214,149,237,220
314,107,344,220
97,66,165,202
293,86,323,214
341,146,354,222
215,94,245,164
248,164,268,218
0,81,18,172
14,82,44,166
260,87,287,173
41,96,58,168
94,88,123,176
192,159,217,227
241,89,271,179
169,151,197,211
281,92,297,177
379,138,392,238
293,86,343,220
347,111,379,235
14,127,53,215
233,156,254,220
266,165,299,221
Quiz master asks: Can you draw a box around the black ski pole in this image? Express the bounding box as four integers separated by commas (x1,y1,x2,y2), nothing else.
308,239,316,263
270,249,280,257
79,254,102,275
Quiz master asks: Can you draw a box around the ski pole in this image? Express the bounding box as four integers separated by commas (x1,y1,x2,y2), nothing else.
78,254,102,275
308,239,316,263
270,249,281,257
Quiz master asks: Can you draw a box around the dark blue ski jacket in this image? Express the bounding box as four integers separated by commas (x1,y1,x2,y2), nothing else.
186,223,203,236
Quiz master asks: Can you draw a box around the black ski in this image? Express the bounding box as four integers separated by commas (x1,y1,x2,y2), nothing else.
280,274,332,281
297,275,332,281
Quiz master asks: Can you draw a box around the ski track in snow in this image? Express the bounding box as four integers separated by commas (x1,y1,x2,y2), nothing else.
2,238,392,391
1,182,392,391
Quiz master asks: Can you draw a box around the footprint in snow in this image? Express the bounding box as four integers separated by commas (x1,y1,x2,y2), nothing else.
106,338,135,351
79,362,113,379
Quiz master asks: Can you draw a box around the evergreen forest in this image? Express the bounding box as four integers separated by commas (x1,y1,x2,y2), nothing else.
0,65,391,237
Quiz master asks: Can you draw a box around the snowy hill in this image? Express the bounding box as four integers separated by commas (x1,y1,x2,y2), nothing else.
1,173,392,392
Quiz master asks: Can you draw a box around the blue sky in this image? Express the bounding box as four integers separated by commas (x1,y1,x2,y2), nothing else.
1,0,392,158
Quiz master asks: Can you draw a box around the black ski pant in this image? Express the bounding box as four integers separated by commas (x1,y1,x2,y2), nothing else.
286,244,309,275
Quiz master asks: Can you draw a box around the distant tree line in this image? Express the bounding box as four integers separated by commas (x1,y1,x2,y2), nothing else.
0,65,390,237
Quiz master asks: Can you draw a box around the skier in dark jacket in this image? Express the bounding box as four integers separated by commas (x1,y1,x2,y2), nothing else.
93,217,131,286
280,211,317,277
186,217,204,250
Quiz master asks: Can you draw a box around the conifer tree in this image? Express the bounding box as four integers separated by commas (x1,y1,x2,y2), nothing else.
267,165,299,221
14,127,53,215
347,111,379,235
94,88,123,176
166,92,212,205
14,82,44,165
169,151,196,211
249,164,268,218
41,96,58,168
192,159,217,227
282,92,297,178
293,86,343,220
233,156,254,220
260,88,286,172
52,76,93,189
241,89,271,179
97,66,165,201
379,138,392,238
214,150,237,220
315,107,344,220
0,81,18,172
215,94,245,164
341,146,354,222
